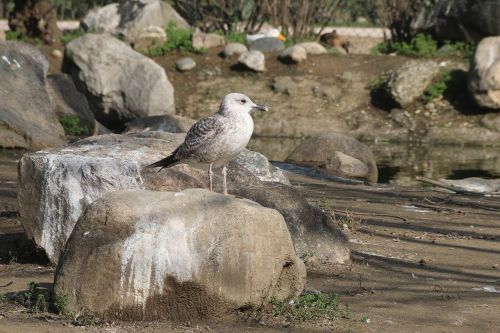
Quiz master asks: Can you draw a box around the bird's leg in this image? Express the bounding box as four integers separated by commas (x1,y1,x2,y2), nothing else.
208,163,213,191
222,166,228,195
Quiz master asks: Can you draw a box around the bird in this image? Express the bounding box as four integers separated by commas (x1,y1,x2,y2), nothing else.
245,28,286,44
146,93,268,195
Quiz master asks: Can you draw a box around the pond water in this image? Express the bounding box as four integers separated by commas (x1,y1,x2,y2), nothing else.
248,137,500,187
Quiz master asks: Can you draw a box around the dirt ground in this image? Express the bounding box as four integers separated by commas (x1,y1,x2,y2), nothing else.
1,147,500,332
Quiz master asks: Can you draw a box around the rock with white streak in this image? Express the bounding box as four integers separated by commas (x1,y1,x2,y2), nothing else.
54,189,306,320
238,50,265,72
63,34,175,129
0,41,66,149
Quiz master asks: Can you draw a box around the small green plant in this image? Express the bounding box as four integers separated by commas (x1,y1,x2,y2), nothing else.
61,30,86,45
0,293,6,302
15,281,49,312
147,22,204,56
270,291,348,322
54,293,76,318
361,314,370,323
59,115,90,136
225,31,246,44
374,34,437,58
422,70,452,103
438,40,476,58
5,30,28,42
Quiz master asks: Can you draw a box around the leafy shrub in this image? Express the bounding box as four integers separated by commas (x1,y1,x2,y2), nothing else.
225,31,246,44
375,33,437,57
422,70,451,103
15,281,49,312
147,23,204,56
61,30,86,45
270,291,349,322
59,116,90,136
5,30,28,42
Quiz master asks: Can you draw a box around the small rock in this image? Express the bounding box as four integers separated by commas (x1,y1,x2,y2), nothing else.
238,50,265,72
279,45,307,63
382,60,441,107
176,57,196,72
223,42,247,57
248,37,285,53
286,132,378,183
469,36,500,109
133,25,167,53
296,42,327,55
192,31,225,49
51,49,63,58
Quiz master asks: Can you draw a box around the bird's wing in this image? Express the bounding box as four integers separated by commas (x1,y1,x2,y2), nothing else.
177,115,224,156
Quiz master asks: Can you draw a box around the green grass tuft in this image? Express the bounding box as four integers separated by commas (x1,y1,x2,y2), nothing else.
147,22,205,56
61,30,86,45
59,115,90,136
422,70,452,103
270,291,349,322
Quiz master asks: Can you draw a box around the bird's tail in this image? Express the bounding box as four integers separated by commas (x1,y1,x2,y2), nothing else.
145,154,180,172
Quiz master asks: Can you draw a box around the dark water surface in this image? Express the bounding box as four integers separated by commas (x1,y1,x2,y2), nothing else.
248,137,500,187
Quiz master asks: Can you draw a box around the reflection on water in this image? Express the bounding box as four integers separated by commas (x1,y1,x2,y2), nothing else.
249,137,500,187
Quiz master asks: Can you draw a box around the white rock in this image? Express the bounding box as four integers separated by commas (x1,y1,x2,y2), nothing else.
296,42,327,55
175,57,196,71
280,45,307,63
192,31,225,49
223,42,248,57
238,50,265,72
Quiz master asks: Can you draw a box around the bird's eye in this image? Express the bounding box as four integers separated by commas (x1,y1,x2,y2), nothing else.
240,99,246,104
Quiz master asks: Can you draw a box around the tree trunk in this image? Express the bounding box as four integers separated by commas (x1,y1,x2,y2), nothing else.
8,0,62,44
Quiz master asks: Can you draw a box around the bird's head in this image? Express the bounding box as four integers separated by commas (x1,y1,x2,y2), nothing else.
220,93,268,115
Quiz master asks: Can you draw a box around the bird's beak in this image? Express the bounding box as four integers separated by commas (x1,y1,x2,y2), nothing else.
277,33,286,41
251,104,269,112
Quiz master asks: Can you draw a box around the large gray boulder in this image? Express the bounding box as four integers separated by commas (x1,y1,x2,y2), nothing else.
382,60,440,107
286,132,378,183
18,132,289,263
63,34,175,129
54,189,306,320
413,0,500,43
81,0,189,44
19,132,349,266
0,41,66,149
468,37,500,109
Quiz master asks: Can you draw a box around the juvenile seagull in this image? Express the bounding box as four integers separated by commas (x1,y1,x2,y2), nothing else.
147,93,268,195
